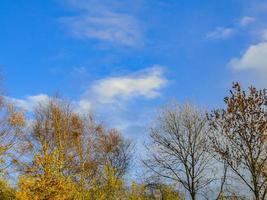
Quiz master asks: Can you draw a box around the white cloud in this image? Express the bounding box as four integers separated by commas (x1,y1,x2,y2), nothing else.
90,66,167,103
75,100,92,113
60,0,142,47
207,27,235,39
62,14,141,47
228,26,267,86
8,94,92,115
8,66,167,115
229,42,267,71
239,16,255,27
207,16,255,41
7,94,50,111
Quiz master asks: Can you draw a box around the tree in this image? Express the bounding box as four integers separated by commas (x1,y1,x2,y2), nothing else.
128,182,149,200
16,150,79,200
91,126,133,178
88,165,126,200
208,83,267,200
88,165,182,200
144,103,214,200
19,97,133,199
0,96,26,176
143,182,183,200
0,179,16,200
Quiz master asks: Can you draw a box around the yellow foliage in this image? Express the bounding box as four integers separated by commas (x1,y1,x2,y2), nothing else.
16,150,79,200
0,179,16,200
16,174,78,200
8,111,25,127
129,182,183,200
15,99,182,200
159,185,182,200
0,99,26,175
16,147,182,200
88,165,125,200
87,166,182,200
127,182,150,200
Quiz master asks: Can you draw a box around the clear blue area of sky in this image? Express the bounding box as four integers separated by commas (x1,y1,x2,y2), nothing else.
1,0,267,139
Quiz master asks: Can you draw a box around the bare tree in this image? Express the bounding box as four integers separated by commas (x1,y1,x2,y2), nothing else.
208,83,267,200
144,103,215,200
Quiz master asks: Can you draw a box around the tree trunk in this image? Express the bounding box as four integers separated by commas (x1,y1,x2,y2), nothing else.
190,191,196,200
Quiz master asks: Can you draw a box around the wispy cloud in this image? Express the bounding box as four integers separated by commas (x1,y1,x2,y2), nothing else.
7,94,50,111
88,66,167,104
207,27,235,39
60,0,142,47
9,94,92,115
239,16,255,27
207,16,256,40
9,66,168,111
74,99,92,113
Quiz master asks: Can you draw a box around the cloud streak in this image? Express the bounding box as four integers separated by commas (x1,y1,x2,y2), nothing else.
89,66,167,103
207,16,256,40
60,0,142,47
7,94,50,111
207,27,235,39
239,16,255,27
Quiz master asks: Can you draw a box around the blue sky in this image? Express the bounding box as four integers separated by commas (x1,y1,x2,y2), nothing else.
1,0,267,142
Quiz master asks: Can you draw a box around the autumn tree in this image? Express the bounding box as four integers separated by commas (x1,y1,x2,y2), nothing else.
88,164,182,200
0,96,26,176
18,97,133,199
208,83,267,200
16,150,79,200
144,103,216,200
0,178,16,200
142,182,183,200
88,165,126,200
91,125,133,178
127,182,149,200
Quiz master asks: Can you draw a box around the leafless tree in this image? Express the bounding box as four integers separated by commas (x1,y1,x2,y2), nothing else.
144,103,216,200
208,82,267,200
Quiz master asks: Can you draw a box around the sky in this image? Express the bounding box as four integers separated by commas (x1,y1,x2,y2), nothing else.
1,0,267,144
